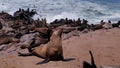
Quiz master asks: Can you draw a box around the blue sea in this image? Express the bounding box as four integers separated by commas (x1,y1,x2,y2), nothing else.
0,0,120,24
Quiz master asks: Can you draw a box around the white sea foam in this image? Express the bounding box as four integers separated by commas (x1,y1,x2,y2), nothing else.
46,12,79,23
32,14,41,20
0,0,119,24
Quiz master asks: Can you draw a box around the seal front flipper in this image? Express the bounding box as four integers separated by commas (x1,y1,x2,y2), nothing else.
59,55,65,61
36,58,50,65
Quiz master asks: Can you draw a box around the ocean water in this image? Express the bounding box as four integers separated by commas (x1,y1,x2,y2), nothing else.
0,0,120,24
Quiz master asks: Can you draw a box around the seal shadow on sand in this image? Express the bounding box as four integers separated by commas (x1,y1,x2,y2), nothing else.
36,58,76,65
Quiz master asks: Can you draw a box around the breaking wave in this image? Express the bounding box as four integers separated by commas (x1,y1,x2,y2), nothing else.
0,0,120,23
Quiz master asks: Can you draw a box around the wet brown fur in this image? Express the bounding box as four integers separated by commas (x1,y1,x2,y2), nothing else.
32,29,64,62
34,27,52,36
20,28,52,49
0,35,19,45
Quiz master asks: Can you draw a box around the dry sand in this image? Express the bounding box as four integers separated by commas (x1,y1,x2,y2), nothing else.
0,28,120,68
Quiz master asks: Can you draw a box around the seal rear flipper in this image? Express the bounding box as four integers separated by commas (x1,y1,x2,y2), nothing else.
89,50,97,68
83,61,91,68
18,52,33,56
36,58,50,65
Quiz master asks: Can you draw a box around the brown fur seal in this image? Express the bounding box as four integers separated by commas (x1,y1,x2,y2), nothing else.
20,36,49,49
32,29,64,64
19,29,64,64
34,27,52,37
0,35,19,45
20,28,52,49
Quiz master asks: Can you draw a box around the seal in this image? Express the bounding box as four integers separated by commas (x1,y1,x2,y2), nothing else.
83,51,97,68
20,27,52,49
0,35,19,45
19,29,64,64
33,29,64,64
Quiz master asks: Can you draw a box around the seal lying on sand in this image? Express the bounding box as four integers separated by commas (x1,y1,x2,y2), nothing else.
20,27,52,49
0,35,19,45
19,29,65,64
34,27,52,39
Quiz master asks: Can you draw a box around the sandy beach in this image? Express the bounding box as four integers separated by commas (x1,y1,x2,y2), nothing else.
0,28,120,68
